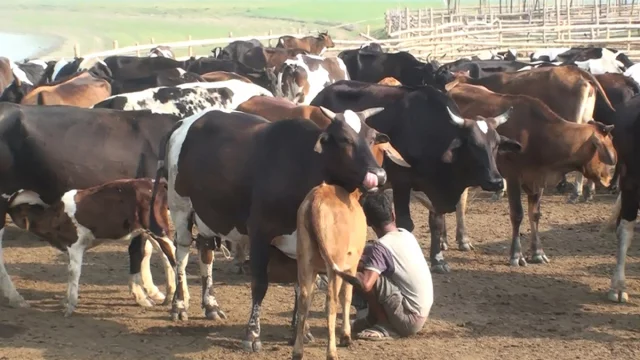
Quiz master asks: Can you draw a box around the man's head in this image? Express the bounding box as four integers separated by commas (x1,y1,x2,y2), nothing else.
361,191,396,231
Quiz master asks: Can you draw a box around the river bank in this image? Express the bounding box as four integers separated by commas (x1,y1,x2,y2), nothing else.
0,32,64,61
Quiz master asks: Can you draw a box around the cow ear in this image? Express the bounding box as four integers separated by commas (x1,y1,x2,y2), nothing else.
379,143,411,168
498,135,522,153
591,134,617,165
314,132,330,153
374,132,389,144
319,106,337,121
441,138,462,163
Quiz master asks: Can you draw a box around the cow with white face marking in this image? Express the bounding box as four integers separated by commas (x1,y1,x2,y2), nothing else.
277,54,349,105
6,178,177,316
148,105,395,351
0,57,50,96
0,103,180,308
148,45,176,59
93,79,273,117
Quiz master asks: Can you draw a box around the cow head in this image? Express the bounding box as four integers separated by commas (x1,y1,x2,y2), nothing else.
443,107,522,192
582,120,617,187
211,47,223,59
318,32,335,48
314,106,389,193
0,76,32,103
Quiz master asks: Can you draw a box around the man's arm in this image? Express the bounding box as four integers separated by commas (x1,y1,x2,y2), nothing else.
356,269,380,293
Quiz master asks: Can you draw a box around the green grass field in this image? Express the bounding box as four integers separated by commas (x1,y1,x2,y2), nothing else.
0,0,456,58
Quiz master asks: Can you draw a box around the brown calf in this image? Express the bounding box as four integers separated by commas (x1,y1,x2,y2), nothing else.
292,182,367,360
449,83,616,266
201,71,253,84
276,32,335,56
6,178,177,316
377,77,402,86
21,70,112,107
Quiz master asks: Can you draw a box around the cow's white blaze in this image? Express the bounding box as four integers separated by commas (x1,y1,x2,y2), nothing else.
9,190,48,208
343,110,362,133
477,120,488,134
176,67,187,75
272,231,298,259
27,59,48,69
51,59,69,81
9,62,33,85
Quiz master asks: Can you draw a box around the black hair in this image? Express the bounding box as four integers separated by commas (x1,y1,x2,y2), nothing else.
361,192,394,228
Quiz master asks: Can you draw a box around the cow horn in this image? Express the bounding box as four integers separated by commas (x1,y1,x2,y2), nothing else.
446,106,466,127
382,143,411,168
319,106,337,120
359,107,385,119
494,106,513,126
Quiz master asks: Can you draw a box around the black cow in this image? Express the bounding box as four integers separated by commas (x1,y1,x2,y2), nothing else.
100,55,185,82
182,57,278,94
337,50,441,88
0,103,180,308
109,69,206,95
437,59,549,79
310,80,522,272
149,106,391,351
211,39,263,61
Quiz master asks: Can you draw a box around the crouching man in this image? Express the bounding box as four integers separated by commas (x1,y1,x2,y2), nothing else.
351,191,434,340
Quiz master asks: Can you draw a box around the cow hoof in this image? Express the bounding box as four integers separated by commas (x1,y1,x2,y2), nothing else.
305,331,315,343
135,296,156,308
171,310,188,322
63,304,76,317
457,241,474,251
430,261,450,274
204,306,227,321
148,291,166,304
509,255,527,267
8,296,29,308
339,334,352,347
291,353,304,360
491,192,503,201
607,290,629,303
440,241,449,251
567,194,580,204
529,254,550,264
241,339,263,353
582,195,593,203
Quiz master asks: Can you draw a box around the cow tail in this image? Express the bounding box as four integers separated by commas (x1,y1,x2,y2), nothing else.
305,205,365,293
36,92,45,105
581,68,615,112
148,121,182,235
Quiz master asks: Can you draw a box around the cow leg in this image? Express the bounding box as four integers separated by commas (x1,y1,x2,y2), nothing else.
235,234,250,274
440,216,449,251
64,241,87,317
393,185,414,232
129,235,155,307
196,235,226,321
339,270,354,348
609,164,621,193
428,211,450,274
170,208,192,322
527,191,549,264
148,234,177,305
583,179,596,202
569,172,585,203
242,232,271,353
0,224,28,308
289,284,314,345
555,174,572,194
507,179,526,266
607,188,638,303
455,187,474,251
139,235,166,304
291,265,316,360
325,272,342,360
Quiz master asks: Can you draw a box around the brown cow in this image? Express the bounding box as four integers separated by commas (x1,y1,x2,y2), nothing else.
0,57,12,92
377,77,402,86
5,178,177,316
276,32,335,55
201,71,253,84
448,83,617,266
449,65,616,202
278,54,350,105
19,70,111,107
292,182,368,360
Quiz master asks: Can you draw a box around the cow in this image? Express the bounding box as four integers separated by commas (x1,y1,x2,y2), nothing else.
447,66,616,202
437,59,549,79
148,45,176,59
101,55,185,82
337,50,441,88
278,54,349,105
147,105,396,351
182,57,278,94
41,57,113,84
550,47,634,73
0,57,47,94
448,82,617,266
239,47,310,71
530,48,572,62
276,32,335,55
236,96,331,128
201,71,252,83
336,44,384,79
5,178,177,316
0,70,111,107
211,39,263,61
0,103,180,308
310,80,522,273
109,68,206,95
94,80,272,117
292,182,368,360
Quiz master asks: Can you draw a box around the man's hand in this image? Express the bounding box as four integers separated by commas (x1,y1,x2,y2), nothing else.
356,269,380,293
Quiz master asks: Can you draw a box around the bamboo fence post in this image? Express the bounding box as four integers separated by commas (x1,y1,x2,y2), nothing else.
188,35,193,57
150,37,155,44
113,40,118,49
405,7,411,38
628,18,632,51
135,42,140,56
268,29,273,47
73,43,80,57
567,0,572,39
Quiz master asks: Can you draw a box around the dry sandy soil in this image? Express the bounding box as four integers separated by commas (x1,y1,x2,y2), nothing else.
0,188,638,360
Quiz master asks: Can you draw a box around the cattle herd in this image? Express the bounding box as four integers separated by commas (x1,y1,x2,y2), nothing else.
0,31,639,358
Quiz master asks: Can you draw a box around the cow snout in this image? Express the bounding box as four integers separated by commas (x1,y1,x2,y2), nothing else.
481,178,504,192
363,168,387,192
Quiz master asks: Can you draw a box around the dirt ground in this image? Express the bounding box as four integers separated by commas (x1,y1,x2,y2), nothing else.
0,188,638,360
